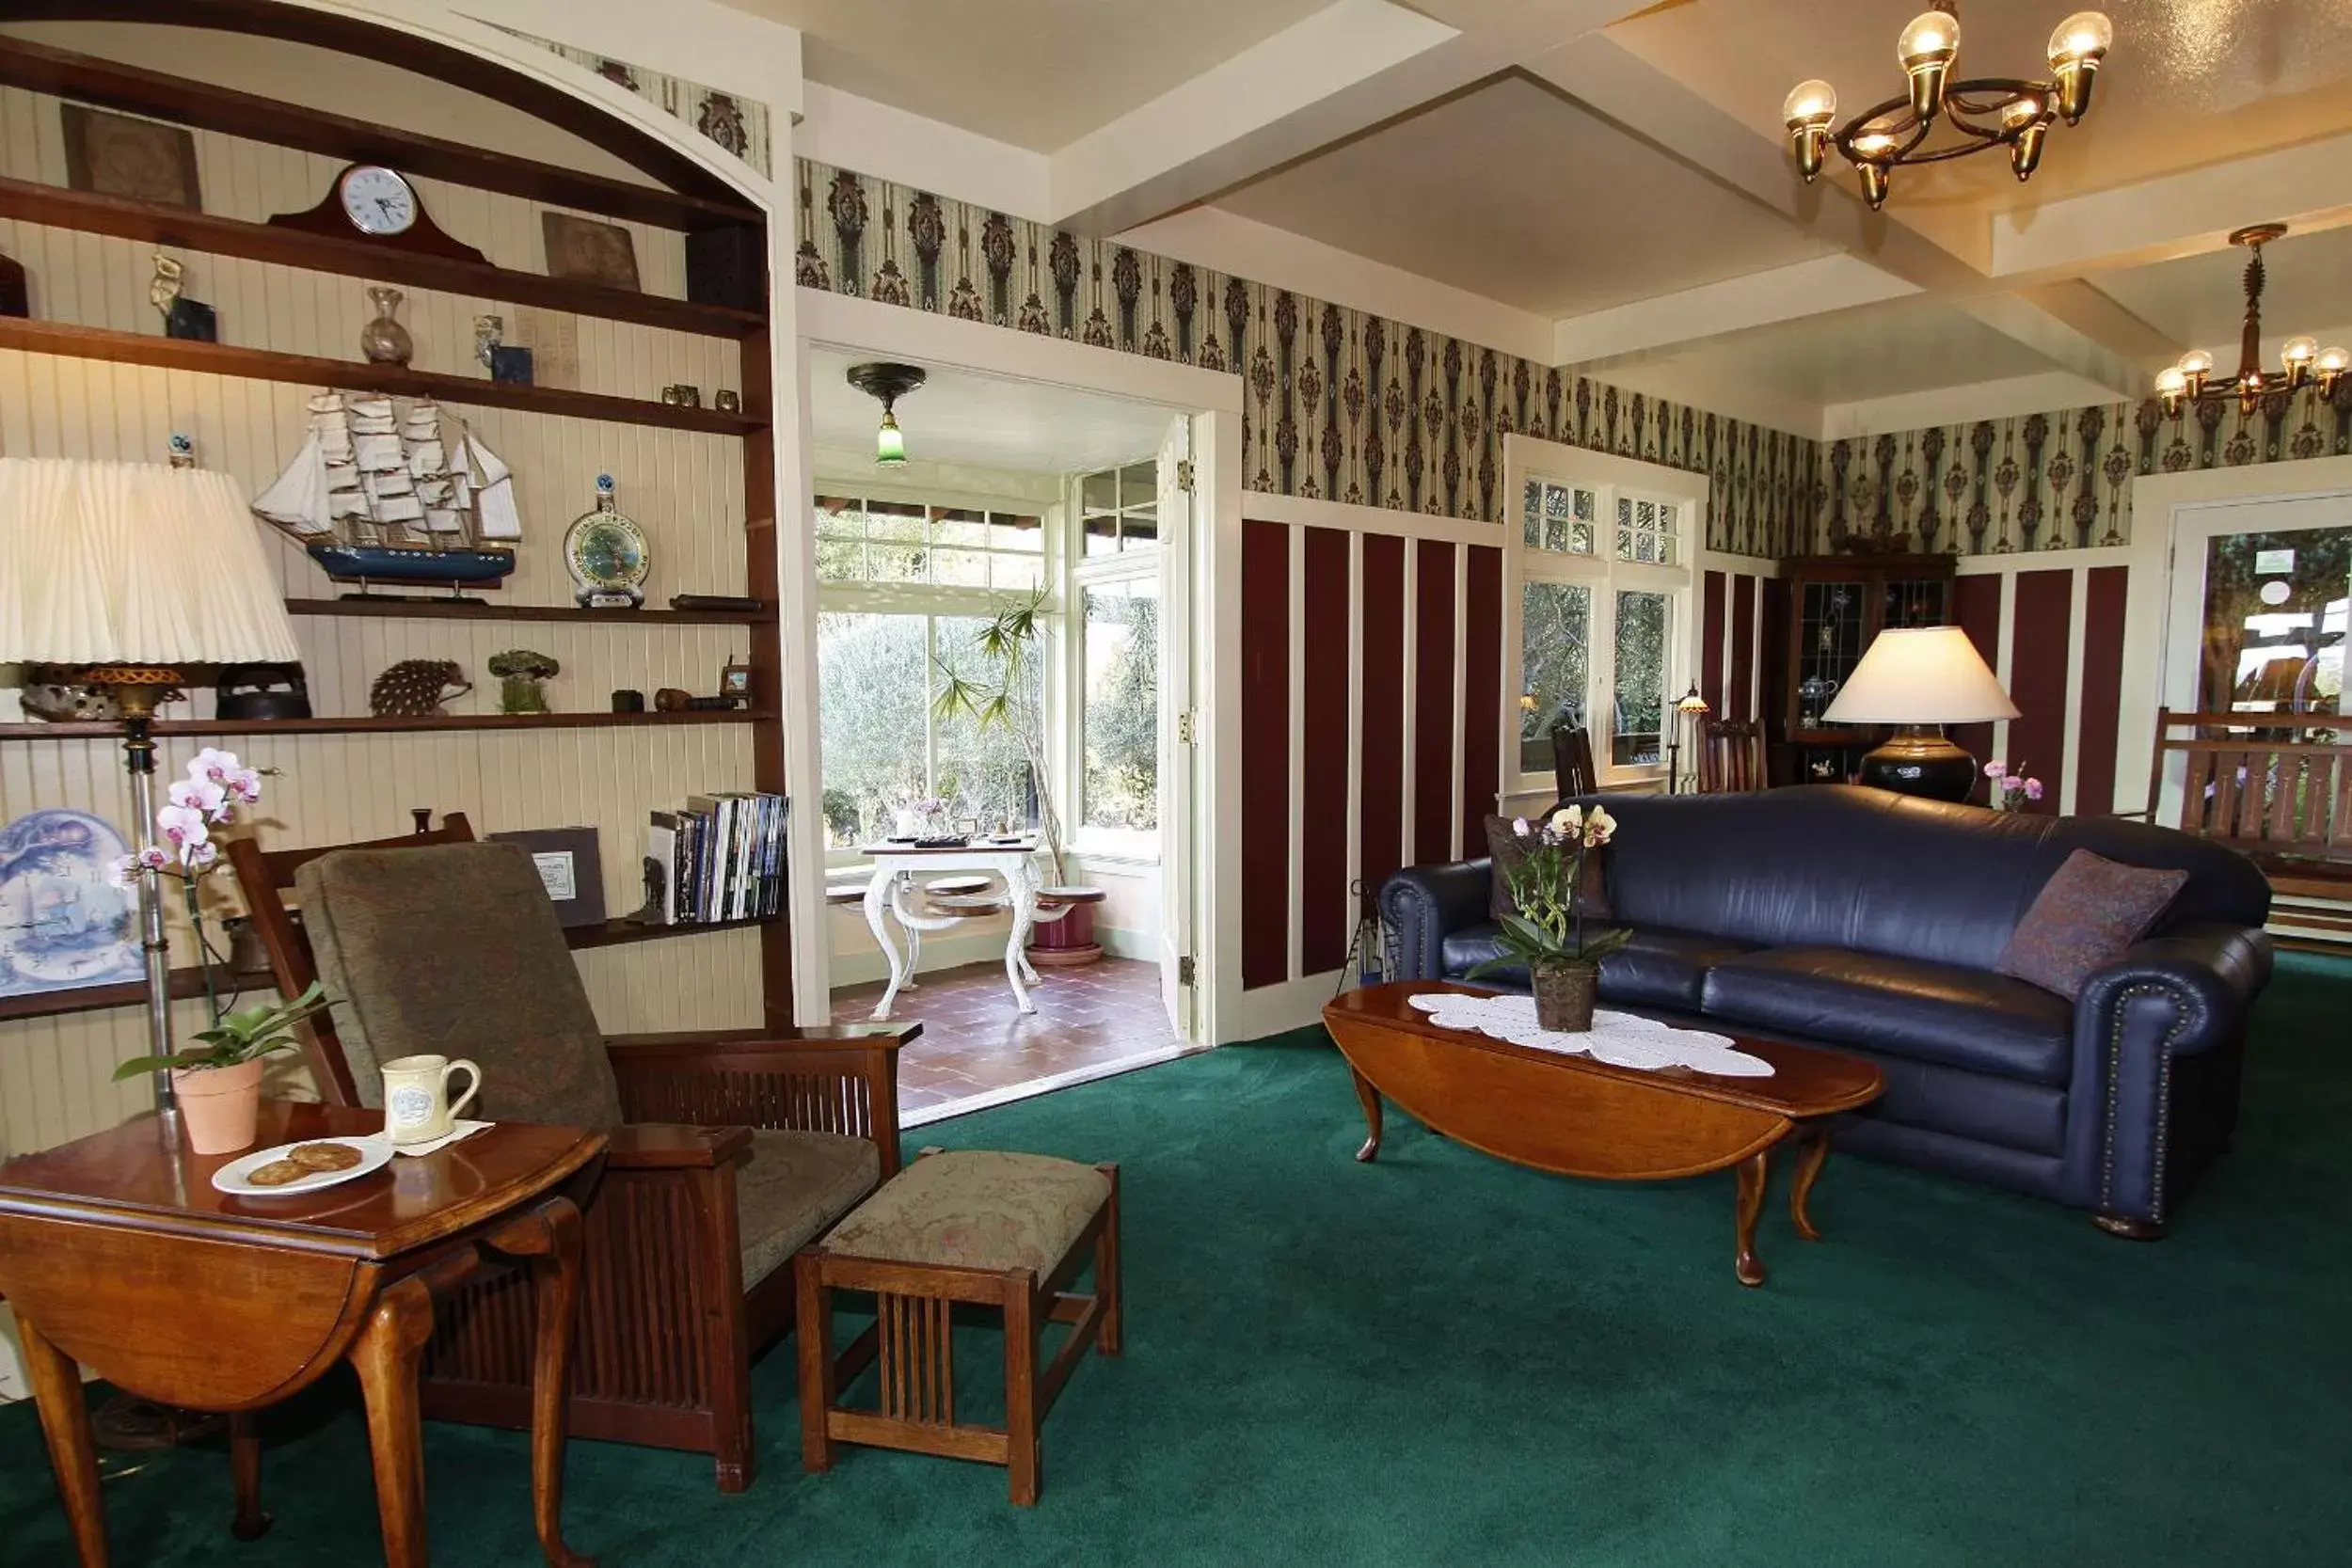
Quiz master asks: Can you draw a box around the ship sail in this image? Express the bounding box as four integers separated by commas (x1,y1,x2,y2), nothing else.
249,389,522,592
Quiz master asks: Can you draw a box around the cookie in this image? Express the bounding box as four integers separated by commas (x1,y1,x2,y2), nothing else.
246,1159,310,1187
291,1142,362,1172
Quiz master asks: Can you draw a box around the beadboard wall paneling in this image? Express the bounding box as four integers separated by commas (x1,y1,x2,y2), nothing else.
0,74,764,1154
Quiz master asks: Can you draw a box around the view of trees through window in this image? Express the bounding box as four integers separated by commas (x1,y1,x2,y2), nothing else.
1520,581,1591,772
1082,577,1159,852
1612,589,1669,767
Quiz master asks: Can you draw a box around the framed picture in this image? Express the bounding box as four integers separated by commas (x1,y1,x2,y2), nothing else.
62,104,201,210
541,212,640,291
489,827,607,928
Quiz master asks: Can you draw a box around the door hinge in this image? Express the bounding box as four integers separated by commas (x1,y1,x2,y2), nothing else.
1178,956,1196,987
1176,709,1196,745
1174,458,1196,494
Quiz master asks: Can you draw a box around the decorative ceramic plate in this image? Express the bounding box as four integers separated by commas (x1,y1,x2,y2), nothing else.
563,498,650,598
0,808,141,996
212,1134,394,1196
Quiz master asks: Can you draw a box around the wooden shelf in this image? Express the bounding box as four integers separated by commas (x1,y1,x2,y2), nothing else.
0,33,757,231
0,178,765,339
0,319,763,434
0,917,774,1022
284,598,770,626
0,711,772,740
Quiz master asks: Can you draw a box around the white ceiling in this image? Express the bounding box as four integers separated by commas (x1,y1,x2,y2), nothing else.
1212,73,1842,317
2090,223,2352,351
806,349,1174,473
1606,300,2068,407
718,0,1334,150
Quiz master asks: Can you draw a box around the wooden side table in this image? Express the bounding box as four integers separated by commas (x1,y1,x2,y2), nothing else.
0,1101,606,1567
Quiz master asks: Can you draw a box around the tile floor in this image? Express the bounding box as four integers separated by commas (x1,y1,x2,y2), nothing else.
830,955,1185,1123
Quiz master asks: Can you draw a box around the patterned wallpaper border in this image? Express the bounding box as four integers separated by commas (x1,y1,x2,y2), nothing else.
498,28,771,177
793,159,1819,558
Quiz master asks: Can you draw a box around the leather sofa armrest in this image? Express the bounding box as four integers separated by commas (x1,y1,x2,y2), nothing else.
2073,922,2274,1061
1380,859,1493,982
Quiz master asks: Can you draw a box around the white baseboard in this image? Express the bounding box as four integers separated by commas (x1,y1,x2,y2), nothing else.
900,1041,1206,1129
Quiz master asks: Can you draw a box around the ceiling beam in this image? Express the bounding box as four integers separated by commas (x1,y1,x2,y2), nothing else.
1046,0,1669,234
1552,254,1920,367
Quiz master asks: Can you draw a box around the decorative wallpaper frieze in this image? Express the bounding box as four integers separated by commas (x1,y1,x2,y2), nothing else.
1813,384,2352,555
795,159,1818,558
497,29,771,177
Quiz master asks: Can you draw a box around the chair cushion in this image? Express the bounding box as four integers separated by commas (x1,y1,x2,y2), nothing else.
817,1150,1109,1275
738,1129,882,1288
1996,847,2188,999
1702,946,2074,1086
296,843,624,1128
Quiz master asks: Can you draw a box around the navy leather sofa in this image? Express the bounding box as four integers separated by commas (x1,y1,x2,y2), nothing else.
1380,786,2275,1236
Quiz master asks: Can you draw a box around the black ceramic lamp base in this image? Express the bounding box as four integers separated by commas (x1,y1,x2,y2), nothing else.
1857,724,1979,802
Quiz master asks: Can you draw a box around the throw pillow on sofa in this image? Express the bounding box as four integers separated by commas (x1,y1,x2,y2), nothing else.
1482,814,1612,924
1996,848,2188,999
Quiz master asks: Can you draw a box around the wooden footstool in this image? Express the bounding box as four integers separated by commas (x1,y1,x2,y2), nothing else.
793,1150,1121,1505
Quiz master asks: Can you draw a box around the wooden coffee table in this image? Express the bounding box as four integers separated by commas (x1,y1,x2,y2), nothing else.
1323,982,1883,1286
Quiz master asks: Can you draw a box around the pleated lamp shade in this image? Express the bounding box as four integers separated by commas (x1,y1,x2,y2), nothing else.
1821,625,2019,725
0,457,300,667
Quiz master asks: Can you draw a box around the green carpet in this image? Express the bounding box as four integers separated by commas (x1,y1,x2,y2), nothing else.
6,954,2348,1566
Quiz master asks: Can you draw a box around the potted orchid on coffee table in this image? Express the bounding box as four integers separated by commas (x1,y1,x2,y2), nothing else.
1464,804,1629,1033
104,748,326,1154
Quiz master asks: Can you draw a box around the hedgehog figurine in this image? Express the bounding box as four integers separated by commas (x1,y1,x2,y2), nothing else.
487,648,560,714
369,658,470,718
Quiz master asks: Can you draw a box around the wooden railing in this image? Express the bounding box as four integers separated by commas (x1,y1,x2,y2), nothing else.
2148,708,2351,942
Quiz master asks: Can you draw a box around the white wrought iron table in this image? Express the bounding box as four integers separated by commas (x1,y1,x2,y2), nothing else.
857,838,1069,1020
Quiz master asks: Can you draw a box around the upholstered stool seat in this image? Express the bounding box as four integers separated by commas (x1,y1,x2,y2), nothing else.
795,1150,1121,1505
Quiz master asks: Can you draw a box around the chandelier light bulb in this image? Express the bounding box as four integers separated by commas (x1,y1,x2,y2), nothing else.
1899,9,1962,120
2178,349,2214,378
1858,161,1892,209
2282,337,2319,369
2047,10,2111,122
2318,345,2351,374
2005,96,2049,179
1783,79,1838,130
2154,367,2186,396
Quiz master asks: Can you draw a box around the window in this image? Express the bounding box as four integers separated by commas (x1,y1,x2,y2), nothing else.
1080,577,1159,855
816,495,1043,590
1079,461,1160,557
818,611,1042,849
1509,460,1694,790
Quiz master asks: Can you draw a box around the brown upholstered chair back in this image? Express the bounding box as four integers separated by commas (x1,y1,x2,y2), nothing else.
294,841,625,1130
1551,724,1597,799
1698,720,1768,793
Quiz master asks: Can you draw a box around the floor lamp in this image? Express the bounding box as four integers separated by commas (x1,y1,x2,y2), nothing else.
0,457,302,1140
1667,683,1710,794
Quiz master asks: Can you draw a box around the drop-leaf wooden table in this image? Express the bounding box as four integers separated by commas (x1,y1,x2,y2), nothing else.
0,1101,606,1566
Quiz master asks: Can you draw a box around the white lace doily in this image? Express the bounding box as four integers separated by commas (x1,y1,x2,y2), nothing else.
1407,991,1774,1078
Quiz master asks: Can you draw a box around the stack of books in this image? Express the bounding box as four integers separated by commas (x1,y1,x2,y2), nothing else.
644,792,788,926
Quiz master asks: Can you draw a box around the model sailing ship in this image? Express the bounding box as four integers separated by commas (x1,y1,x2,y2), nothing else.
250,390,521,595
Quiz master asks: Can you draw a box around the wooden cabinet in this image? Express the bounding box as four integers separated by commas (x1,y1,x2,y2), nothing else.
1772,554,1956,784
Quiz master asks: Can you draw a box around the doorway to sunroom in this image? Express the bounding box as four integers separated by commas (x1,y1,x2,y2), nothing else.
805,349,1201,1123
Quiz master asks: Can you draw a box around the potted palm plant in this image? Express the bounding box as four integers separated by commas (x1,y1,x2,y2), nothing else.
1464,804,1628,1032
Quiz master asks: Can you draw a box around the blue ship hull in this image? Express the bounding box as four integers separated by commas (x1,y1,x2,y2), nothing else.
309,543,515,588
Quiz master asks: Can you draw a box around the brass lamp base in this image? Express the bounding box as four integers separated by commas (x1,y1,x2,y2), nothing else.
1856,724,1979,803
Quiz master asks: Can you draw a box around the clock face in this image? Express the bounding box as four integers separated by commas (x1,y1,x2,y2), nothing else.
341,166,417,237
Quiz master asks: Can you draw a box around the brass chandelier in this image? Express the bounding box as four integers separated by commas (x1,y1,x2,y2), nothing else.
2154,225,2349,416
1783,3,2112,210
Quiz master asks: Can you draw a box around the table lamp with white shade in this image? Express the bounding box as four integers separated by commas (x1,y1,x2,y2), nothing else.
1820,625,2019,802
0,455,301,1136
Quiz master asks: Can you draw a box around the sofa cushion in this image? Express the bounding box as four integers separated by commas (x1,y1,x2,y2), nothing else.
737,1129,882,1288
1441,919,1522,984
1701,946,2074,1086
1996,848,2188,999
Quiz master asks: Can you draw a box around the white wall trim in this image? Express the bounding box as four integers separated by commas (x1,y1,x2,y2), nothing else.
1286,522,1308,985
1235,971,1345,1041
1820,371,2136,441
1240,487,1503,546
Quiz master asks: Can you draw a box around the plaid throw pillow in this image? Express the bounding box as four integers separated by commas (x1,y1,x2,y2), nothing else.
1482,814,1611,925
1995,848,2187,999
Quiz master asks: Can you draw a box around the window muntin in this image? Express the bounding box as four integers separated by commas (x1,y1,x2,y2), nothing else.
1078,461,1161,558
815,495,1044,589
1523,478,1597,557
1616,493,1677,565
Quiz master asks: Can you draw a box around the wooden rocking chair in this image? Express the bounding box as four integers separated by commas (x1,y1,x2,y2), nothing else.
227,814,914,1492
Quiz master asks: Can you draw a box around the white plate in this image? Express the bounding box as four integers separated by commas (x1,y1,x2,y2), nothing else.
212,1134,393,1196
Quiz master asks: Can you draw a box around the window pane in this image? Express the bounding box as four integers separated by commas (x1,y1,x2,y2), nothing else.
1119,462,1156,509
1612,589,1670,768
989,514,1044,551
991,553,1043,593
1519,581,1591,774
930,546,990,587
933,614,1044,833
818,612,930,848
1084,513,1120,558
930,507,990,548
866,499,926,543
866,544,926,582
1120,510,1159,546
1082,471,1118,513
815,536,865,580
1082,578,1160,854
1523,480,1543,549
815,497,862,537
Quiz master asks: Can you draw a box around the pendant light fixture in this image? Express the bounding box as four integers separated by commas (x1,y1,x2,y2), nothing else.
2153,225,2349,417
1784,3,2112,210
846,361,926,467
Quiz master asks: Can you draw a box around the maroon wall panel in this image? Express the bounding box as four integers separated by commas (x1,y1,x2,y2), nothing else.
1950,574,2004,801
1700,570,1726,716
1727,574,1758,722
2074,565,2129,816
1413,539,1457,864
1239,519,1290,990
1299,528,1353,975
2008,569,2074,816
1459,546,1503,853
1358,535,1406,916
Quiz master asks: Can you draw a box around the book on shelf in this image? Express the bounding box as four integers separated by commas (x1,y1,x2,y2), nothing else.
643,791,787,926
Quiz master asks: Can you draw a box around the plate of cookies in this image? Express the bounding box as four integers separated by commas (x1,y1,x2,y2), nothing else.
212,1135,393,1196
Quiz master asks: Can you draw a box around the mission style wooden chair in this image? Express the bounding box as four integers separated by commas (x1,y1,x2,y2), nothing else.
1697,720,1769,794
1550,724,1597,799
227,814,914,1492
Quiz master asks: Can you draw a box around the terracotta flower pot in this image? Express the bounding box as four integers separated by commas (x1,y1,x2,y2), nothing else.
172,1056,267,1155
1530,961,1598,1034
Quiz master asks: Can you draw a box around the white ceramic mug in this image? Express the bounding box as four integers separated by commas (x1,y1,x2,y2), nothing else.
381,1053,483,1147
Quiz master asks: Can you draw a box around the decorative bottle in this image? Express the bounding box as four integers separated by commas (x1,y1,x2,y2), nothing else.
360,285,413,366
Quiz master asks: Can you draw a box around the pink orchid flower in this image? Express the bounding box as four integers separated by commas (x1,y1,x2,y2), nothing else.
155,803,212,866
105,847,171,889
2024,778,2045,800
1983,761,2007,780
168,776,230,823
